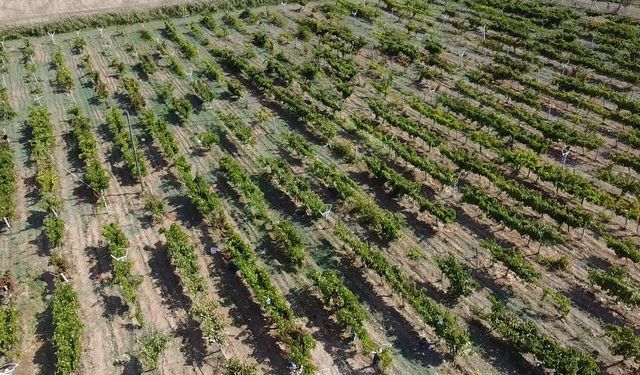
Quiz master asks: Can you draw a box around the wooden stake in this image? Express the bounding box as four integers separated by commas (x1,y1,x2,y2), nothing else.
125,111,144,194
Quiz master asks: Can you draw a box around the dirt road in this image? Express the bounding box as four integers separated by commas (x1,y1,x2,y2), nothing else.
0,0,197,26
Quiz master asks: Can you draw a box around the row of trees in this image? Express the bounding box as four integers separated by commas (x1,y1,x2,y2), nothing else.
334,224,469,353
162,224,228,349
0,85,16,121
441,146,592,229
52,50,74,92
0,141,16,220
351,116,455,185
219,155,306,266
102,222,144,324
462,185,563,245
68,106,110,194
105,107,147,181
52,281,83,375
457,79,603,150
486,295,598,374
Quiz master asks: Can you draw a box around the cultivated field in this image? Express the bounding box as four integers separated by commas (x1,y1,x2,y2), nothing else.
0,0,639,374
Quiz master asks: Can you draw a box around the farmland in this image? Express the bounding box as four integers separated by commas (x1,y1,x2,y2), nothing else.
0,0,639,373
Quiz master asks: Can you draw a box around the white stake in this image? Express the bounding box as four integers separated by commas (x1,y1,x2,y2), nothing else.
561,147,570,167
33,95,43,106
458,49,466,66
67,91,77,104
110,252,128,262
47,31,56,45
101,191,110,214
97,27,104,38
320,204,332,219
2,217,10,230
60,273,69,283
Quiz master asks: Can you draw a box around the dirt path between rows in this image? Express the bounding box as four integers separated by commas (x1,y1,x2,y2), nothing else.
0,0,198,27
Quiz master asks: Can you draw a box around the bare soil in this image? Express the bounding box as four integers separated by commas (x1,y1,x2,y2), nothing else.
0,0,197,27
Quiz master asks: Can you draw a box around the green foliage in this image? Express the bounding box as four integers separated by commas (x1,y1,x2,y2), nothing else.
198,130,220,149
481,240,540,283
201,59,224,82
218,111,252,143
53,50,75,92
110,57,125,76
226,78,246,98
352,116,454,185
308,159,406,241
136,331,169,371
0,141,16,219
162,224,207,296
226,232,316,372
68,106,109,192
335,224,469,353
0,304,19,358
442,146,591,229
252,31,273,49
309,269,381,354
143,193,165,224
588,266,640,306
175,157,226,225
72,36,86,54
368,99,441,148
376,27,419,61
219,155,306,266
224,359,258,375
534,254,571,272
487,295,598,374
191,79,216,102
222,13,246,33
0,85,16,121
170,96,193,124
436,253,477,298
190,300,226,345
541,287,571,318
44,216,65,249
105,107,147,181
606,324,640,363
138,53,157,77
52,281,83,375
408,247,424,261
139,109,178,159
102,222,144,324
164,21,198,59
121,76,146,111
362,155,455,223
463,186,562,245
260,157,326,218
